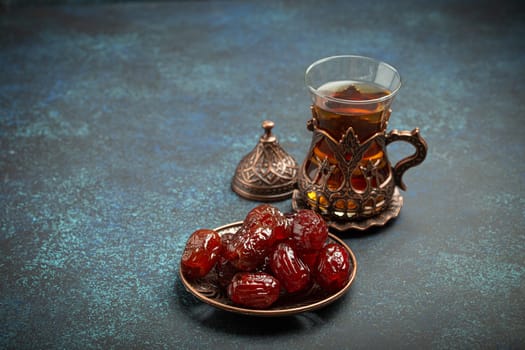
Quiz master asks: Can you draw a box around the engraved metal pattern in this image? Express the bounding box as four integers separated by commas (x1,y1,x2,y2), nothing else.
294,109,427,228
179,222,357,317
296,125,395,221
232,120,298,201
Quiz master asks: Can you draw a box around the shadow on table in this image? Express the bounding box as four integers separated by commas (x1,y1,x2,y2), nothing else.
173,277,354,335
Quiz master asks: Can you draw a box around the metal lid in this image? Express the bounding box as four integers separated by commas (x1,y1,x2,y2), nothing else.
232,120,298,201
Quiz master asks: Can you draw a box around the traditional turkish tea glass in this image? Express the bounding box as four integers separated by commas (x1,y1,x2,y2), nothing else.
295,55,427,224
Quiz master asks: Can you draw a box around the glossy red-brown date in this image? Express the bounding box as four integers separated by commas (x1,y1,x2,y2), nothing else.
314,243,352,293
270,242,311,294
224,204,290,271
289,209,328,253
244,204,290,241
180,229,222,280
224,224,276,271
227,272,281,309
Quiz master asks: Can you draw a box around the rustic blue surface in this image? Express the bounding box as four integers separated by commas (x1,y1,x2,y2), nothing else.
1,1,524,349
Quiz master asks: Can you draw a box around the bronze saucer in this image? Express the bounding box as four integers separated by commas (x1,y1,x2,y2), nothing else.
292,187,404,232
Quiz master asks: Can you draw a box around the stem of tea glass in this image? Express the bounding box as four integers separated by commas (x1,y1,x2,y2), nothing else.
296,55,427,222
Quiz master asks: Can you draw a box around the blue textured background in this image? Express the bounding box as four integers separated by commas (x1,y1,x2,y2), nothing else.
1,1,524,349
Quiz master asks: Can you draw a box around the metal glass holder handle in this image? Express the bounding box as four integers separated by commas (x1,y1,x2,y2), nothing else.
385,128,428,191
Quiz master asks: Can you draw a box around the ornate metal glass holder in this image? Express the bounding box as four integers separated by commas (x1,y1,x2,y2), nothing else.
291,55,428,231
292,108,427,231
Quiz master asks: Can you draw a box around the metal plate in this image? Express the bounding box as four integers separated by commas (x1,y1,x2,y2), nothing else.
179,221,357,317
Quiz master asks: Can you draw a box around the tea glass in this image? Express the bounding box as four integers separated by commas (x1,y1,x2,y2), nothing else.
295,55,427,225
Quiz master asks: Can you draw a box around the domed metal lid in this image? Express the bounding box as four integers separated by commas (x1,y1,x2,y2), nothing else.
232,120,298,201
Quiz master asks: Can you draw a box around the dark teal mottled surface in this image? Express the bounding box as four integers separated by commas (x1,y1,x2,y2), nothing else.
1,1,524,349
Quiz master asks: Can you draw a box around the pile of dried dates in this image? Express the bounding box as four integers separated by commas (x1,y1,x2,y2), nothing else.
180,204,352,309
